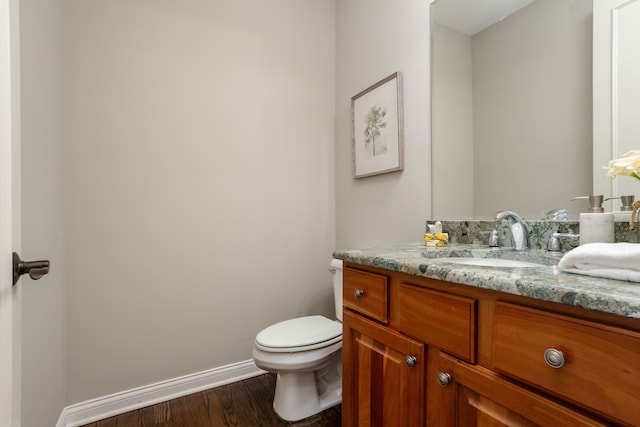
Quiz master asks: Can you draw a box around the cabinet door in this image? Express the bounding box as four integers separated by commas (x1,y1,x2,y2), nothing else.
342,310,424,427
429,352,607,427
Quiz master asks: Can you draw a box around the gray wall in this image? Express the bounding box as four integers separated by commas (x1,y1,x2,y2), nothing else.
20,0,66,425
64,0,336,404
335,0,431,249
18,0,432,416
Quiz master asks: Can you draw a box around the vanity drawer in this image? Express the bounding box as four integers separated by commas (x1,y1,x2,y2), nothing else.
397,283,476,362
493,302,640,425
343,267,389,323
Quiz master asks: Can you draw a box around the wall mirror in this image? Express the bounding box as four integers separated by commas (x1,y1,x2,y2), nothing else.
430,0,594,220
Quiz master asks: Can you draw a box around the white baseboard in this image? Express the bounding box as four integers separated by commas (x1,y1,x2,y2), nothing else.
57,359,267,427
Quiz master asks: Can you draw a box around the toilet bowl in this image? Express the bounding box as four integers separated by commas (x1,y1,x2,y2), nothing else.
252,259,343,422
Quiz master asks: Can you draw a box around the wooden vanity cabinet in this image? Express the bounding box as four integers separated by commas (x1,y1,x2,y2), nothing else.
342,267,424,426
342,310,425,427
342,263,640,426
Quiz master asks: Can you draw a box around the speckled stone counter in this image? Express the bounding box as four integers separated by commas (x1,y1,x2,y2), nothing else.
333,243,640,319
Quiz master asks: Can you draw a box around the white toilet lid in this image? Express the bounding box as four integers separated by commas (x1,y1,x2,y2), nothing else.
256,315,342,350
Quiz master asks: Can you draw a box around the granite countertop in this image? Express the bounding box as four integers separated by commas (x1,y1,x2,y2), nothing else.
333,243,640,319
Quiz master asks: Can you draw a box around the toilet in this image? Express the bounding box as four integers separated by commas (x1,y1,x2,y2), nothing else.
252,259,343,422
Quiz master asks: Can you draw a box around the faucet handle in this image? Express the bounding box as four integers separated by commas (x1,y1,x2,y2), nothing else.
488,229,500,248
547,232,580,253
547,234,562,253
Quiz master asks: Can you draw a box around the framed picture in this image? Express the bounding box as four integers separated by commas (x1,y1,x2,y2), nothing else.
351,72,403,179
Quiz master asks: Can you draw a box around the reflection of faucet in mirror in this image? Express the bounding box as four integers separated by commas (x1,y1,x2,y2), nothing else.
543,209,569,221
495,211,530,251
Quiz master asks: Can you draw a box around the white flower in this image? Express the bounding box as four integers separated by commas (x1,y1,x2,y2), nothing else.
604,150,640,181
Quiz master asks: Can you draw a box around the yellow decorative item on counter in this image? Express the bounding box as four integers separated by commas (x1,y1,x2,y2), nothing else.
425,232,448,247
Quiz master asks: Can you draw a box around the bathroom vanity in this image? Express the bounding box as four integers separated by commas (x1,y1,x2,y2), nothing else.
335,244,640,426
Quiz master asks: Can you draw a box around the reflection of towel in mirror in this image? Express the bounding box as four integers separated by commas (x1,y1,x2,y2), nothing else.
558,243,640,282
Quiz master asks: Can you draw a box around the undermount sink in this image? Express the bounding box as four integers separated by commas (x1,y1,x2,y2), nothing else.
435,258,543,268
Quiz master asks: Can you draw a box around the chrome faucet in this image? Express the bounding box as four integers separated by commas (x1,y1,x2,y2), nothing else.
495,211,530,250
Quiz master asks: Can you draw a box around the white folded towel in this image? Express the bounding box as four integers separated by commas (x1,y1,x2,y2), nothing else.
557,242,640,282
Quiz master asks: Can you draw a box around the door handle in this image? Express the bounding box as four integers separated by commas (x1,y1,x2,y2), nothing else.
13,252,50,285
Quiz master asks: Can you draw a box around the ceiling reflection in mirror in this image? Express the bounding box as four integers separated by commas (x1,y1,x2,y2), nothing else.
430,0,593,221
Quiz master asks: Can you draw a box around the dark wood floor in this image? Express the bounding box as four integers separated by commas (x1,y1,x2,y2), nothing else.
80,374,341,426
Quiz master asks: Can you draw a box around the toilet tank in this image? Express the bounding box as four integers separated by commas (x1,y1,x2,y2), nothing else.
329,259,344,321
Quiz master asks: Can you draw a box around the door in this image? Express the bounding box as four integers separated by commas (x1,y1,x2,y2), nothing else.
593,0,640,207
0,0,21,425
342,310,425,427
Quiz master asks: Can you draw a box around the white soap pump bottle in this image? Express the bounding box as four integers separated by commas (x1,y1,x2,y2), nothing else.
572,195,614,245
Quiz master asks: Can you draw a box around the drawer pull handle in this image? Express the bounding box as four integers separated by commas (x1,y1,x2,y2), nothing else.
543,348,565,369
437,372,452,387
354,289,365,298
404,355,417,368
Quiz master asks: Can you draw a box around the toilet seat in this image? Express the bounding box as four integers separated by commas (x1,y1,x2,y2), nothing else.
255,315,342,353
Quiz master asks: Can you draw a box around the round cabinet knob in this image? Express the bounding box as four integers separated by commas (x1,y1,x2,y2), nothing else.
354,289,365,298
437,372,452,387
543,348,565,369
404,355,417,368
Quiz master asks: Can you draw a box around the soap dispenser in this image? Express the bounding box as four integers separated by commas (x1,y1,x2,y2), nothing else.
572,195,614,245
607,195,635,222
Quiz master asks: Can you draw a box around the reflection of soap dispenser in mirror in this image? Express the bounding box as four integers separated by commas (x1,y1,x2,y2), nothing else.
572,195,614,245
609,195,635,222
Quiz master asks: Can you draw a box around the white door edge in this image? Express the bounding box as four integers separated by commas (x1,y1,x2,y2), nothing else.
0,0,21,425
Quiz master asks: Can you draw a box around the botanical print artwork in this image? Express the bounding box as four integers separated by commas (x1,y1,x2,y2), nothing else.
351,72,403,178
364,106,388,157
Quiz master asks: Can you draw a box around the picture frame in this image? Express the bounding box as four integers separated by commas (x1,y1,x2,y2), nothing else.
351,72,403,179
